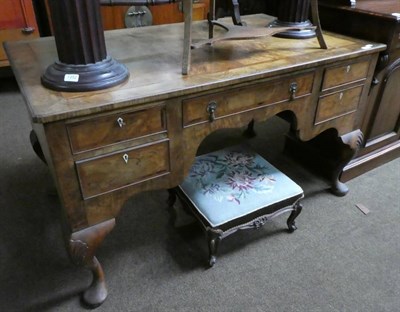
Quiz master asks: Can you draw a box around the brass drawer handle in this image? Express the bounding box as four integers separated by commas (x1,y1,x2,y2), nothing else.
207,101,217,122
21,27,35,34
122,153,129,164
117,117,126,128
289,82,298,101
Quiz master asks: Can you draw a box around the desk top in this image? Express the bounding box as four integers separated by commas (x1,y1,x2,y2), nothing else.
5,14,385,123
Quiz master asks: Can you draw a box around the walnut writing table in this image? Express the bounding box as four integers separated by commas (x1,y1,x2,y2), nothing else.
5,14,385,308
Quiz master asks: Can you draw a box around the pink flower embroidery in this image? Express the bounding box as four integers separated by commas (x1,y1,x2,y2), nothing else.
227,194,240,205
224,152,254,168
226,170,257,191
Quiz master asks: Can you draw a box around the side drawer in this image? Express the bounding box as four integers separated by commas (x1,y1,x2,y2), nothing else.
75,140,170,199
315,85,363,125
67,105,166,154
182,73,314,127
321,60,370,91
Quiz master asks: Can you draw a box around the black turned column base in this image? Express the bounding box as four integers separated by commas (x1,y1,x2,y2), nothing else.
268,19,316,39
41,56,129,92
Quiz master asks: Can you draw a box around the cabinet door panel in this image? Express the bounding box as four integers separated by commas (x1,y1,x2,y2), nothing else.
0,0,26,28
0,0,39,66
368,64,400,140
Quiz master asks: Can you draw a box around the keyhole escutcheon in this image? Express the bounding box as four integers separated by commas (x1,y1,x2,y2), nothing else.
117,117,126,128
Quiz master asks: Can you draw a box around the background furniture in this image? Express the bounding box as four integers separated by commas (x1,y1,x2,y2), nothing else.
318,0,400,180
5,14,385,307
101,0,210,29
170,146,303,267
0,0,39,67
43,0,210,32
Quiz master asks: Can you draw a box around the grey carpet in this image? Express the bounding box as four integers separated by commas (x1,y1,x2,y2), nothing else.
1,77,399,312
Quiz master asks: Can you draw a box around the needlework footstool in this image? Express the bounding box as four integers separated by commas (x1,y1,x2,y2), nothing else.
169,145,304,267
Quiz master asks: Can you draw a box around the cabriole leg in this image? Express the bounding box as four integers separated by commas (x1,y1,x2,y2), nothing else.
29,130,46,164
69,219,115,308
331,130,363,196
243,119,256,138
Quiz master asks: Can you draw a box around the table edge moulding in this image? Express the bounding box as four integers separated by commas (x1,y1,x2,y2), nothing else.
4,14,386,308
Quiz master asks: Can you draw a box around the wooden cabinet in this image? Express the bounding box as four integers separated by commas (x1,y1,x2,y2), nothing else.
43,0,209,30
100,1,210,30
318,0,400,180
0,0,39,67
44,1,209,32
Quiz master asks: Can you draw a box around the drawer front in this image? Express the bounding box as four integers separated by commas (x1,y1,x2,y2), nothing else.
67,105,166,153
182,73,314,127
315,85,363,125
76,141,170,199
322,60,369,90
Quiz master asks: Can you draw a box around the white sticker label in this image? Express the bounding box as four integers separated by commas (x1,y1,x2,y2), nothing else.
361,44,373,50
64,74,79,82
391,13,400,20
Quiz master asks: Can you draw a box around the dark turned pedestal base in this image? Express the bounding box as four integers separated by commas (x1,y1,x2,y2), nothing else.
268,19,316,39
41,56,129,92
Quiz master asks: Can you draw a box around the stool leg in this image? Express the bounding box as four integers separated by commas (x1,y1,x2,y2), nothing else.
207,229,222,267
287,202,303,233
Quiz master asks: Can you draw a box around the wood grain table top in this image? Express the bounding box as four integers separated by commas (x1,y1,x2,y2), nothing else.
4,14,386,123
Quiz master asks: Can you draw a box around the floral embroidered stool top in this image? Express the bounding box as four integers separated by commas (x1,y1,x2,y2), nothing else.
170,145,304,267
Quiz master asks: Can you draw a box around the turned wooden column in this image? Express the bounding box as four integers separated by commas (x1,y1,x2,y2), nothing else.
268,0,316,39
42,0,129,92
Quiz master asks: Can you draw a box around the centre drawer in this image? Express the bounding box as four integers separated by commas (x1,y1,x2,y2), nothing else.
67,105,166,154
182,73,314,127
75,140,170,199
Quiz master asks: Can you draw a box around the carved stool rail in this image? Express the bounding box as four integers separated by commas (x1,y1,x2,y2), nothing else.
169,146,304,267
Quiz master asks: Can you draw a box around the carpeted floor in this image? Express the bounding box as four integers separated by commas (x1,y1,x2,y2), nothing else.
1,77,399,312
